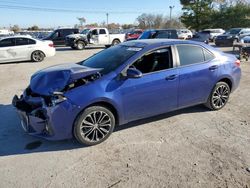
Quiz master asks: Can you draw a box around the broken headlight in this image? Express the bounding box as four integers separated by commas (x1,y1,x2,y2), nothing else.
51,92,67,106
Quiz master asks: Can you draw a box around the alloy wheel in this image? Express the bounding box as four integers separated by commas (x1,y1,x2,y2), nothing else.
212,85,230,109
32,51,44,62
80,111,112,143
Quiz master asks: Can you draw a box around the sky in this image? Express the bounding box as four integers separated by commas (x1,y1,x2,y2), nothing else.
0,0,183,29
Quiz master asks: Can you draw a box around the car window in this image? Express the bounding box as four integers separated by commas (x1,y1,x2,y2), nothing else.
177,45,205,66
16,38,29,45
155,31,178,39
132,47,172,74
0,38,15,47
82,45,140,74
138,31,152,39
99,29,106,34
28,39,36,44
91,29,98,35
204,49,214,61
154,31,170,39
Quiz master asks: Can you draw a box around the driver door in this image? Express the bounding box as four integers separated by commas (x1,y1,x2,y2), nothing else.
89,29,99,44
119,47,179,121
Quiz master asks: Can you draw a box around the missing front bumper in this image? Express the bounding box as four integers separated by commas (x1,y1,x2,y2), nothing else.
12,94,54,136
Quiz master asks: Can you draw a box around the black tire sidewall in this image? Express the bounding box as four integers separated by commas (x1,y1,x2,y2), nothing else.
74,106,115,146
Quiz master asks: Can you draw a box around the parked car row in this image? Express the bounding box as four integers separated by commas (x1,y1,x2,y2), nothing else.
1,26,249,64
215,28,250,46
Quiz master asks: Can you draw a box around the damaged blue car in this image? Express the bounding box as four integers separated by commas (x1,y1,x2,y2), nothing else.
12,39,241,145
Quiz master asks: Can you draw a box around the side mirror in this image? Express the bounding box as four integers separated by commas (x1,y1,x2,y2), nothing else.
126,68,142,79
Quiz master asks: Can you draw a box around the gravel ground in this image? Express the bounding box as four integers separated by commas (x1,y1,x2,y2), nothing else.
0,45,249,188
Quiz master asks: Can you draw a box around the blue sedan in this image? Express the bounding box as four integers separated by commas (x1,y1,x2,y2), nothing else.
13,39,241,145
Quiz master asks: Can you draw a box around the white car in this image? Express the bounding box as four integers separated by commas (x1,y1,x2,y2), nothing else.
203,29,225,41
177,29,193,39
0,36,55,63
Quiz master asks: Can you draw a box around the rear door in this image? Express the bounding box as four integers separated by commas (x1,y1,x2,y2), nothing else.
14,38,35,59
175,44,218,108
0,38,16,62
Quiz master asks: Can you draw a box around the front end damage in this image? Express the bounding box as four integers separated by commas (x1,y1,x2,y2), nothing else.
12,63,102,140
12,87,79,140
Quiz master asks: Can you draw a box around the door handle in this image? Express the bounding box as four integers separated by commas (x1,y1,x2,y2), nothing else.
209,65,218,71
165,74,178,80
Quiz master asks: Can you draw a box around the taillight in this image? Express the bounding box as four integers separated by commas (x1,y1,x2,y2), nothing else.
235,59,240,67
48,43,54,48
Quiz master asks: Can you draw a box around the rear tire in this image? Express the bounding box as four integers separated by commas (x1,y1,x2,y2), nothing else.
31,50,45,62
76,41,85,50
112,39,120,46
205,82,231,110
74,106,115,146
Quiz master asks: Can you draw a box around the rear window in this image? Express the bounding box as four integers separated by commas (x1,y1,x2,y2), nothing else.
176,45,214,66
154,30,178,39
138,31,152,39
16,38,29,45
204,49,214,61
99,29,106,34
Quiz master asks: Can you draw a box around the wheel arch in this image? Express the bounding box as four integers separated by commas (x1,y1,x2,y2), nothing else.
218,77,232,91
112,38,121,43
31,50,46,57
73,99,121,131
77,38,88,45
86,101,120,125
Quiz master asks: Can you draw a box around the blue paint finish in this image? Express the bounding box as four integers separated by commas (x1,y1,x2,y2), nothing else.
13,39,241,141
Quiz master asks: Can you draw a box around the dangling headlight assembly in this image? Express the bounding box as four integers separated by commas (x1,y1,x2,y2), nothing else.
51,92,67,106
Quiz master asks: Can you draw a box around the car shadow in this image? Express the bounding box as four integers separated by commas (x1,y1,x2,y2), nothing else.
0,103,208,157
0,60,33,65
55,46,105,51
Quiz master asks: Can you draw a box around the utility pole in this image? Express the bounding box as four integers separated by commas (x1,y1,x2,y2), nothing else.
106,13,109,29
169,6,174,21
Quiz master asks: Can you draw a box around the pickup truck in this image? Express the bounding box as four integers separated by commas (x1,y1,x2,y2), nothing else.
65,28,125,50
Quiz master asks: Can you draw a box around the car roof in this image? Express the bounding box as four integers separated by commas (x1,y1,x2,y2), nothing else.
145,29,177,32
122,39,207,48
0,35,34,40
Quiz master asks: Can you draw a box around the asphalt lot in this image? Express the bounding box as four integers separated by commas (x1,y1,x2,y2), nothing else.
0,45,249,188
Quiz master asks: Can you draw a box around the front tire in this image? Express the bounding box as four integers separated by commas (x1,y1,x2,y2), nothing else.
76,41,85,50
74,106,115,146
205,82,231,110
31,50,45,62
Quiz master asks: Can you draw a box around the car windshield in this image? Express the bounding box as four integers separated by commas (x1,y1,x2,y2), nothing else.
138,31,152,39
81,45,141,74
80,29,90,34
227,29,241,34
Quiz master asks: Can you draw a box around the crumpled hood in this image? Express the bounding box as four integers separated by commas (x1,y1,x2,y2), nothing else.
30,63,101,96
66,33,87,39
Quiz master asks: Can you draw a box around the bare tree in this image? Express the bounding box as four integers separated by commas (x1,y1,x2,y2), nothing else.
77,17,86,27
